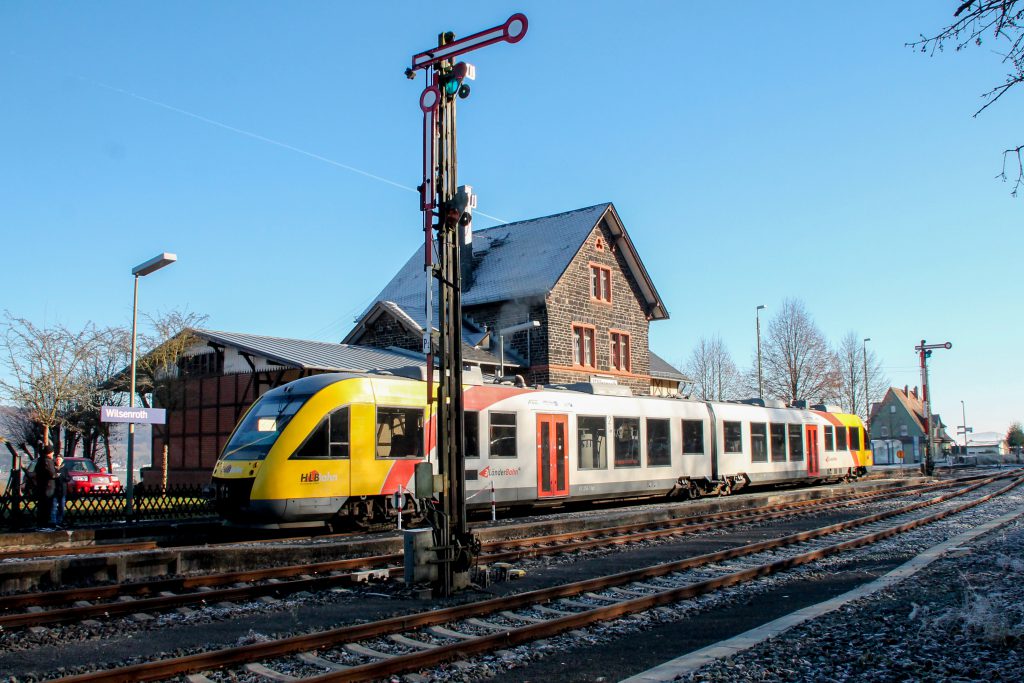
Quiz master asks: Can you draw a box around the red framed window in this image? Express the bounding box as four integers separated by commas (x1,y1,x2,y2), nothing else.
610,331,631,372
572,324,596,368
590,264,611,302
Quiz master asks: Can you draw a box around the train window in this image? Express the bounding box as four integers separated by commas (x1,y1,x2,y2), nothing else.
226,392,310,461
850,427,861,450
824,426,835,451
489,412,517,458
750,422,768,462
682,420,704,454
770,424,787,462
375,407,424,459
723,421,743,454
578,415,608,469
613,417,641,467
464,411,479,458
788,424,804,461
646,418,671,467
329,407,349,459
836,426,848,450
292,406,349,460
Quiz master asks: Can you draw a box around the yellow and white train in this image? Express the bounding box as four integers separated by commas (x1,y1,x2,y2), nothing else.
212,370,871,527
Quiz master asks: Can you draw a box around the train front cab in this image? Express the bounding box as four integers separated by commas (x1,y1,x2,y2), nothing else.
213,373,428,527
836,413,872,475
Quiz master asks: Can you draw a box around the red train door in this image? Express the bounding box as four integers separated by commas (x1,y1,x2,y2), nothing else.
537,414,569,498
806,425,820,477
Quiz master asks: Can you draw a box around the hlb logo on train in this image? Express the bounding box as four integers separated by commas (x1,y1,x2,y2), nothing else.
300,469,338,483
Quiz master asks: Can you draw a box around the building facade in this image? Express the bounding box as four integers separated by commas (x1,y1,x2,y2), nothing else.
344,203,683,396
868,386,953,464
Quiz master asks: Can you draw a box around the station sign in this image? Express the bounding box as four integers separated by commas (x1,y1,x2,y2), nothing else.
100,406,166,425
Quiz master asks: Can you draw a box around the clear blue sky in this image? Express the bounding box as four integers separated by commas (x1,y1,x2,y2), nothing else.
1,2,1019,436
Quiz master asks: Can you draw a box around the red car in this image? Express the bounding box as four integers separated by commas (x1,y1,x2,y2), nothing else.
63,458,123,496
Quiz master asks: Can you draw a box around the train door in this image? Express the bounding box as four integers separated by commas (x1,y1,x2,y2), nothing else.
806,425,820,477
536,414,569,498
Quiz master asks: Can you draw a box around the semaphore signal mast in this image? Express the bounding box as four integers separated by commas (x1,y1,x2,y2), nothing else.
406,14,528,596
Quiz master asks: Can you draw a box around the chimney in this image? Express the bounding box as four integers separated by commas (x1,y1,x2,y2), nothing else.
903,385,908,396
911,386,918,399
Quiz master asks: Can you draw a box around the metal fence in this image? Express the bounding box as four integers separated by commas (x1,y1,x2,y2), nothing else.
0,484,216,530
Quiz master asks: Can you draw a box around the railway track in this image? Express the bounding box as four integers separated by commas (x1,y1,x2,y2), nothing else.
0,476,977,631
0,528,360,562
42,472,1022,683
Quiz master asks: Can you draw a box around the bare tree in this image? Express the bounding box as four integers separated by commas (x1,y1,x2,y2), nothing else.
134,309,209,405
69,326,133,470
0,313,98,452
830,332,889,421
761,298,837,404
131,310,209,460
685,335,740,401
911,1,1024,194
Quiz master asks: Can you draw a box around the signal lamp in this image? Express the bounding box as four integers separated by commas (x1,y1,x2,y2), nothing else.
458,84,471,99
441,62,476,97
443,78,461,96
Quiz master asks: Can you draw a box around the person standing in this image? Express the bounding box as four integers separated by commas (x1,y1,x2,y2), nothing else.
34,445,57,529
52,455,68,528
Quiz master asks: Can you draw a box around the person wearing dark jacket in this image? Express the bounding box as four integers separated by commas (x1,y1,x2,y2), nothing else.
34,445,57,529
52,455,68,527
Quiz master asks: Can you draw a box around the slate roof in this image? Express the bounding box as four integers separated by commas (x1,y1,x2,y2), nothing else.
362,203,668,322
649,352,691,383
191,329,428,373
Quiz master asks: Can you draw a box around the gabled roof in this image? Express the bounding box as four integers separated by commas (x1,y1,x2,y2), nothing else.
191,329,428,373
872,387,952,441
362,203,668,322
649,352,691,383
340,302,506,367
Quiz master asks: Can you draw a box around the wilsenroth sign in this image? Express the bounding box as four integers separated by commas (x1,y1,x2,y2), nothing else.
100,406,166,425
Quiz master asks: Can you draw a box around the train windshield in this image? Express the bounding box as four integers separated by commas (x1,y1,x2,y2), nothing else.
220,393,311,461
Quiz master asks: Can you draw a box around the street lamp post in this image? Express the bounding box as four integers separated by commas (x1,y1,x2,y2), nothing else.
756,305,766,400
127,252,177,517
862,337,871,425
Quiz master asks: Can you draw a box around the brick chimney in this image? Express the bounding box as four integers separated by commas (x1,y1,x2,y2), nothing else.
903,385,908,396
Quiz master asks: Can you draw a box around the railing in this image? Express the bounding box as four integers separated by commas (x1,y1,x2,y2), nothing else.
0,484,216,531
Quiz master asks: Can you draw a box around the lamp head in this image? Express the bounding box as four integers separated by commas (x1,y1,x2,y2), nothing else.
132,252,177,277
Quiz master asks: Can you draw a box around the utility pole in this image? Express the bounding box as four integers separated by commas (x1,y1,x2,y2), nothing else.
862,337,871,426
407,14,527,597
915,339,952,476
957,399,972,461
756,305,766,400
